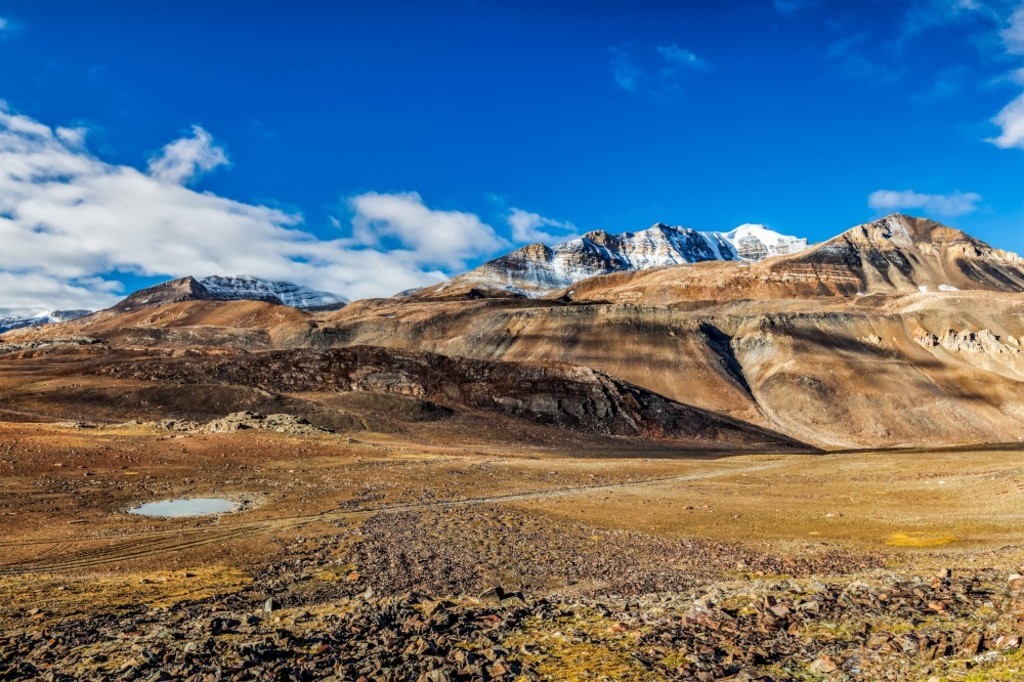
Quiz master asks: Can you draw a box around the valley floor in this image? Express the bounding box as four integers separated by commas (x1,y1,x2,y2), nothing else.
1,424,1023,681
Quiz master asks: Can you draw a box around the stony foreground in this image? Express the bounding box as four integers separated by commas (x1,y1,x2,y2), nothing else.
2,423,1024,681
4,566,1024,681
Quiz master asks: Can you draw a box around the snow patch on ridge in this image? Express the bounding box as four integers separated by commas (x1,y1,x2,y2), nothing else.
0,309,92,334
198,275,347,310
458,221,810,296
715,224,809,261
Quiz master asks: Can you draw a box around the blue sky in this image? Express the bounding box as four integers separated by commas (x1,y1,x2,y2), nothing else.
0,0,1021,311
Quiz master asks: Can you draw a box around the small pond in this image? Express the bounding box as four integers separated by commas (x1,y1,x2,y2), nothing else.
128,498,237,517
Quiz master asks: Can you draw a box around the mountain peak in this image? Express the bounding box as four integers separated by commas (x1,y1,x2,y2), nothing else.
580,229,617,246
112,275,346,313
771,215,1024,295
719,223,809,260
856,213,916,246
0,309,92,334
198,275,347,310
842,214,978,251
420,220,809,298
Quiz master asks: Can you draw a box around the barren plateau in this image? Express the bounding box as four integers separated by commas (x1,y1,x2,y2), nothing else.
2,214,1024,681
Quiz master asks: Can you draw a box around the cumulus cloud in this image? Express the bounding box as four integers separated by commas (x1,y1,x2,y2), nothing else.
867,189,983,217
147,125,229,184
988,90,1024,148
0,272,123,318
610,43,708,98
986,4,1024,150
507,208,576,245
55,126,87,147
349,191,507,269
0,104,508,315
1004,5,1024,54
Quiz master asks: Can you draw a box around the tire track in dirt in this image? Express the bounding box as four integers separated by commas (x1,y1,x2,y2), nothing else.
0,458,794,574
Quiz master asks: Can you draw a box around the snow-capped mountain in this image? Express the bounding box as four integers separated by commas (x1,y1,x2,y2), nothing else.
114,276,347,312
719,224,808,261
0,309,92,334
436,222,809,297
197,276,347,310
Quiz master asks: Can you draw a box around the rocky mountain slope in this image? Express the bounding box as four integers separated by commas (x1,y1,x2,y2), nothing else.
70,344,807,449
566,214,1024,304
6,299,316,349
419,222,808,298
310,216,1024,448
6,213,1023,449
315,290,1024,448
113,275,345,313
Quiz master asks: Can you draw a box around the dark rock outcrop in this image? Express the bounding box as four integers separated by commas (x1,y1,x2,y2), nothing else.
88,345,811,449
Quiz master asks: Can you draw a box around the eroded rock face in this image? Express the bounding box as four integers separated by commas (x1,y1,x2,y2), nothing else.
0,336,100,356
131,411,335,435
85,345,809,448
915,329,1024,380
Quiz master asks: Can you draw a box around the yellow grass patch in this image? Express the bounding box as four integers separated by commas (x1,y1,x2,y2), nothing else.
504,613,658,682
0,565,251,626
884,532,957,548
958,646,1024,681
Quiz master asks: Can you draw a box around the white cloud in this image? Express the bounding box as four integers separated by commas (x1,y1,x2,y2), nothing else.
349,191,507,269
0,104,508,316
55,126,87,147
655,44,708,72
507,208,576,245
988,90,1024,148
610,43,708,97
1005,5,1024,54
0,272,123,317
147,125,229,184
0,16,18,36
868,189,983,217
609,47,640,92
986,5,1024,151
885,1,1024,151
